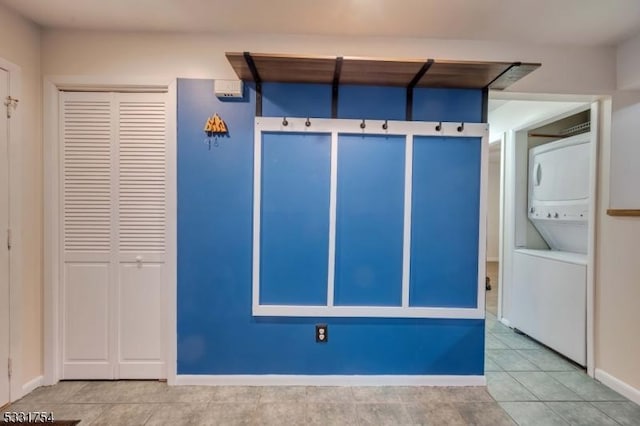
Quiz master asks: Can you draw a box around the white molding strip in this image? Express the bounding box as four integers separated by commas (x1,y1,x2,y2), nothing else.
175,374,486,387
253,117,489,319
401,134,414,308
20,375,43,398
595,369,640,405
253,304,484,319
486,257,499,262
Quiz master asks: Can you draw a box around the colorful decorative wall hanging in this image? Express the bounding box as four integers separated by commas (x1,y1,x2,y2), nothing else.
204,113,228,149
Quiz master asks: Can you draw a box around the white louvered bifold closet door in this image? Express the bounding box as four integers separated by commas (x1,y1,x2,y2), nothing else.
61,91,168,380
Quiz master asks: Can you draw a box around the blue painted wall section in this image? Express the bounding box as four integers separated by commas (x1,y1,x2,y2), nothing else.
177,79,484,375
335,134,405,306
260,132,331,305
410,136,482,308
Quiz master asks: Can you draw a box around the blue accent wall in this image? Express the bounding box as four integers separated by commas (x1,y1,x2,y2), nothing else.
334,135,405,306
177,79,484,375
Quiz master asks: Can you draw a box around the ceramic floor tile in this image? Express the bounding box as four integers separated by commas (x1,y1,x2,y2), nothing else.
197,402,257,426
486,319,513,334
210,386,261,403
516,349,579,372
441,386,494,403
305,386,353,403
16,381,90,404
591,401,640,426
161,385,218,403
355,403,413,426
259,386,306,403
69,381,166,404
487,349,540,372
486,372,538,402
486,333,510,350
494,332,542,350
457,402,517,426
305,402,358,426
510,371,582,401
485,358,503,372
548,372,627,401
351,386,402,403
405,402,467,425
91,403,156,426
253,402,306,426
500,402,569,426
546,401,619,426
144,403,209,426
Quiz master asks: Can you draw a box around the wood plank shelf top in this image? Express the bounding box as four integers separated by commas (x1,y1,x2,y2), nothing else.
226,52,540,90
607,209,640,217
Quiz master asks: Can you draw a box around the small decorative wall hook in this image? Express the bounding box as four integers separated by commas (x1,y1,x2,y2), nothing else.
360,119,366,129
305,117,311,127
457,122,465,132
282,117,288,126
435,121,442,131
203,113,228,150
382,120,388,130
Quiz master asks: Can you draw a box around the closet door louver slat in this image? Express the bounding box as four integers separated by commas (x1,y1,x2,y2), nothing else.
118,99,167,254
62,99,112,253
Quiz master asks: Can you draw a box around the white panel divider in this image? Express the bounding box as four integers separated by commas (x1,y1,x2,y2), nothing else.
254,117,489,319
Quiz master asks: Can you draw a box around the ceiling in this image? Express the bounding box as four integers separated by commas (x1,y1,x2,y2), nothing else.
3,0,640,47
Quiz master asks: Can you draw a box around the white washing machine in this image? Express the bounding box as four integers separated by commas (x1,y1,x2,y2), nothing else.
511,133,590,366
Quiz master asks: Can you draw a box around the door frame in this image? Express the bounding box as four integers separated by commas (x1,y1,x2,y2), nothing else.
43,76,177,385
0,57,23,403
491,91,606,377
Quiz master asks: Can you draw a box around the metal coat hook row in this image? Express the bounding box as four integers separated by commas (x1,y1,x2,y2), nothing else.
382,120,388,130
360,119,366,129
435,121,442,131
282,117,288,126
457,122,465,132
305,117,311,127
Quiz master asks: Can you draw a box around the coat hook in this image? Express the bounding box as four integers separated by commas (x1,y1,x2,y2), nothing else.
305,117,311,127
457,122,465,132
360,119,366,129
282,117,288,126
382,120,388,130
435,121,442,131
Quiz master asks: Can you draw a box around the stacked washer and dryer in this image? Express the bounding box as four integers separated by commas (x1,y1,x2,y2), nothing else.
510,132,591,366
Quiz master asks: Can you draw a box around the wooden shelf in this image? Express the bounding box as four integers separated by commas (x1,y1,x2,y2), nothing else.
607,209,640,217
226,52,540,90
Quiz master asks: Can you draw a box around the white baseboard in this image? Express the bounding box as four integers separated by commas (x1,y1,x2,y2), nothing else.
174,375,486,387
21,375,44,397
486,257,499,262
595,369,640,405
500,317,511,328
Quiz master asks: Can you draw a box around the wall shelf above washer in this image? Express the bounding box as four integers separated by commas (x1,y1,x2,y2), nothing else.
225,52,540,90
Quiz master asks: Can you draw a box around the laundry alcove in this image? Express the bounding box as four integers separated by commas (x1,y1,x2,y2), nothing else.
175,53,539,382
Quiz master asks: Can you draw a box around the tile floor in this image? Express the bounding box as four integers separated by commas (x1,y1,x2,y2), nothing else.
3,264,639,425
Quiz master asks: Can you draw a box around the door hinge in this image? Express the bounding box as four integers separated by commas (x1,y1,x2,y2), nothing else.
6,229,10,250
7,358,11,378
4,96,19,118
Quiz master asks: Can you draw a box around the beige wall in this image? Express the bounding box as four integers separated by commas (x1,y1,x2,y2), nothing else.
487,155,501,261
0,4,42,387
12,26,636,393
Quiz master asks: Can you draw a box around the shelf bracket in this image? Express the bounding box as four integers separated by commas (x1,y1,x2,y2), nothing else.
244,52,263,117
406,59,433,121
332,57,343,119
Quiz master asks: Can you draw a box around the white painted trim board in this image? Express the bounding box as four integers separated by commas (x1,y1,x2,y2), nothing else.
175,374,486,387
21,376,43,396
595,369,640,406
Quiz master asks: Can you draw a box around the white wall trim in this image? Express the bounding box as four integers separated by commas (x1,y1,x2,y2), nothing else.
595,369,640,405
253,117,488,319
0,57,24,403
175,374,486,387
486,257,499,262
43,75,177,387
21,376,43,396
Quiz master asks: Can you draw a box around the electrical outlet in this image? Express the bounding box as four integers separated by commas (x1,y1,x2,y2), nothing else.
315,324,328,343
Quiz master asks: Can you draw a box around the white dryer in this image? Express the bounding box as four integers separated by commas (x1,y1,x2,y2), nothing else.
511,132,590,367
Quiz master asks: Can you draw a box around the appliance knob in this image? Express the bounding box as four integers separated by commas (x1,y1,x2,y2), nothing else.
554,212,559,218
530,207,535,213
547,213,552,218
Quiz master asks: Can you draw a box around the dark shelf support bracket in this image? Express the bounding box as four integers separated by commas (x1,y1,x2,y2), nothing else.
332,57,343,118
244,52,263,117
486,61,521,89
481,87,489,123
406,59,434,121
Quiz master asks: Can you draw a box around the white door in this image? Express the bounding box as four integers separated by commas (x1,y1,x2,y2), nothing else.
0,67,10,406
60,91,168,380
